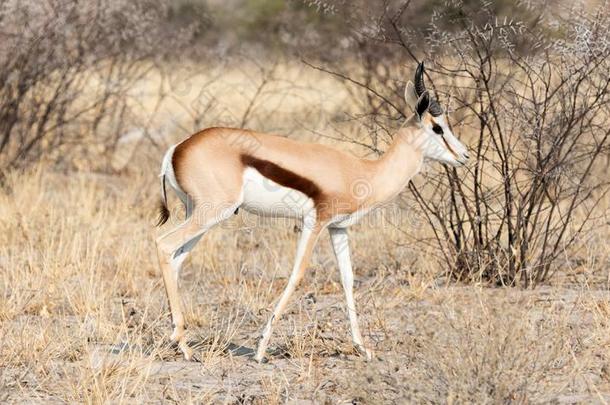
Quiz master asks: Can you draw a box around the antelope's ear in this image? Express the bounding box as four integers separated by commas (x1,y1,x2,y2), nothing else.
415,90,430,118
404,81,419,109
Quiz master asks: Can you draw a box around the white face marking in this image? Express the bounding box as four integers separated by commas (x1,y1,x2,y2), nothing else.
404,82,469,167
241,167,315,218
419,115,469,167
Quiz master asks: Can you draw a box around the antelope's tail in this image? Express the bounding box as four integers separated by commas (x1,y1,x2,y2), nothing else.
157,173,170,226
156,146,176,226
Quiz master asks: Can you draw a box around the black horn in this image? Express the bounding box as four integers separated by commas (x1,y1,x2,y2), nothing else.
414,61,444,117
414,62,426,96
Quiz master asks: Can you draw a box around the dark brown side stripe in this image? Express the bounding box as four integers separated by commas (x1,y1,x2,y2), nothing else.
240,154,323,203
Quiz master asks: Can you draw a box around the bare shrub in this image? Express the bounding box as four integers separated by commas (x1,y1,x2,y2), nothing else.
308,1,610,286
0,0,196,174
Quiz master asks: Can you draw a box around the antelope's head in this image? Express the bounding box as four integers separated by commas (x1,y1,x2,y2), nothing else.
404,62,469,167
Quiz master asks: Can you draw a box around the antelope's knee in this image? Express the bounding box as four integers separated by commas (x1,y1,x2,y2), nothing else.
155,238,177,260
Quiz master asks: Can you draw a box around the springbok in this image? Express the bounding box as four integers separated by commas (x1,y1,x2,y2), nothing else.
155,62,469,362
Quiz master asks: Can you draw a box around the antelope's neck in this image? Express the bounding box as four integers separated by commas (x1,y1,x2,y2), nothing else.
367,123,424,205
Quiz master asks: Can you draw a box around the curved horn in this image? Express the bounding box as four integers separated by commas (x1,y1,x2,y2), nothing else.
414,61,444,116
414,61,426,96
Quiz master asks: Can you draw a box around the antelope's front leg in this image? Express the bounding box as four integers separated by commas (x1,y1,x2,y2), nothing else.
328,227,372,360
255,217,321,362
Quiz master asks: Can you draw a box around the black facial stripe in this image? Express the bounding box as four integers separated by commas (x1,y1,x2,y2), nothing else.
440,134,459,158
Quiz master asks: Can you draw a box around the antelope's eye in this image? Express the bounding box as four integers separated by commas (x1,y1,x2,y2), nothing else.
432,124,444,135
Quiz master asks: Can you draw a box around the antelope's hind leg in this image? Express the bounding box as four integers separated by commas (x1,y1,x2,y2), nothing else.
155,203,240,360
328,227,371,360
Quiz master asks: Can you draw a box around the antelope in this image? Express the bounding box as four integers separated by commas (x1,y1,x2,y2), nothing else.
155,62,469,362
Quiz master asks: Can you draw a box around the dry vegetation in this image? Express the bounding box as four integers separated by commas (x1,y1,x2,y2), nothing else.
1,61,609,403
1,0,610,403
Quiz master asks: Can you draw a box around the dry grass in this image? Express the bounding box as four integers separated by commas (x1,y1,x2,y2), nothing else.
1,62,609,403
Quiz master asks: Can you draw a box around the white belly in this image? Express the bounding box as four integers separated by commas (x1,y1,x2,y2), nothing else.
241,168,315,218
